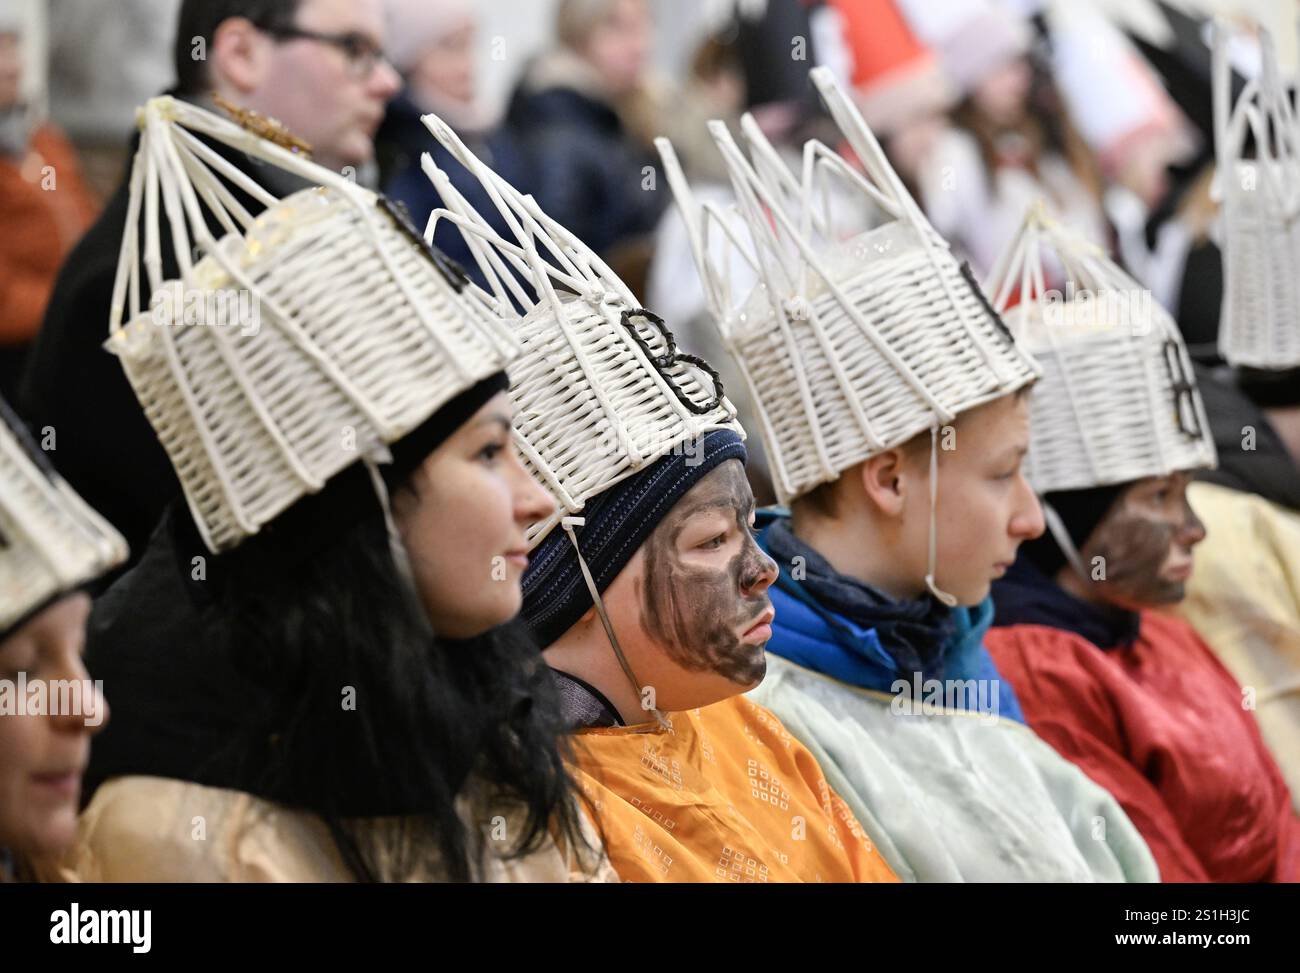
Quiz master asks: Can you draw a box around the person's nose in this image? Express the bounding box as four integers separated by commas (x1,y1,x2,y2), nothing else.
47,650,109,736
73,683,110,737
1179,503,1207,548
1011,476,1046,541
511,452,556,527
742,542,779,597
369,57,402,100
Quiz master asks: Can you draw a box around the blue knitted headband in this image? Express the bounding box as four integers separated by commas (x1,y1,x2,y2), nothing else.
521,428,747,647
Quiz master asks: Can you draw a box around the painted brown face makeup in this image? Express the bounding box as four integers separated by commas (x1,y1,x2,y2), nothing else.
1084,485,1204,608
638,462,776,685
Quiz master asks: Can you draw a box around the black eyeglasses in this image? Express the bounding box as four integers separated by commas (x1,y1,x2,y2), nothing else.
260,25,390,78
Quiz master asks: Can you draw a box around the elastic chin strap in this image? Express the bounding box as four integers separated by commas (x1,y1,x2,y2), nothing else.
561,516,669,729
923,425,959,608
363,454,422,601
1041,498,1091,582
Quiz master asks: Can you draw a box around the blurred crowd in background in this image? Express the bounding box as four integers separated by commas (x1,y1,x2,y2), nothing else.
1,0,1296,507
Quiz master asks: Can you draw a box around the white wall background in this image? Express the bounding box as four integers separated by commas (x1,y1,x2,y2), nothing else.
5,0,47,109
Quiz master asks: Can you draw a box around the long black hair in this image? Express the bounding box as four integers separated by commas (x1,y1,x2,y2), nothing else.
200,461,594,882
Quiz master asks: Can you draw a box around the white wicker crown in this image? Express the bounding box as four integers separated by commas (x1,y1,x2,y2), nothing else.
106,97,517,553
0,402,127,635
985,203,1217,497
655,66,1041,506
1212,23,1300,368
418,114,743,549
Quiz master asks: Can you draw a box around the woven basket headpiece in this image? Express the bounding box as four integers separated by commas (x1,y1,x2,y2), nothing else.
1212,22,1300,368
106,97,517,553
656,65,1041,507
0,398,127,636
985,203,1217,496
418,113,743,550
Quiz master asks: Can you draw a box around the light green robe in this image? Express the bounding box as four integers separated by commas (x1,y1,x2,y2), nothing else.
748,654,1159,882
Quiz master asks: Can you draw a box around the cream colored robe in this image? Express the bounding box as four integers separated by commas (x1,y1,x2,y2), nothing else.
1178,481,1300,812
48,775,616,883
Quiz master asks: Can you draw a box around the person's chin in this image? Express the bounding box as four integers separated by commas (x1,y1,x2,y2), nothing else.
727,644,767,690
437,596,520,639
338,136,373,171
27,809,79,860
944,578,990,607
495,588,524,628
1152,580,1188,606
742,653,767,689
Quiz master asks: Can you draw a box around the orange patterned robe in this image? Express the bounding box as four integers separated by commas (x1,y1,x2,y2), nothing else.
566,695,899,882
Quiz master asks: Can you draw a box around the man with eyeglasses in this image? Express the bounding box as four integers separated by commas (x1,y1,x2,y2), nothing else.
19,0,401,565
176,0,401,174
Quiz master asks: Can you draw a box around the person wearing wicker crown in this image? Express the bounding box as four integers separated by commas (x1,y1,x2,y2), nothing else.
1169,21,1300,816
0,395,123,883
20,0,402,567
0,398,122,884
418,101,898,884
44,97,615,883
981,203,1300,883
655,68,1158,882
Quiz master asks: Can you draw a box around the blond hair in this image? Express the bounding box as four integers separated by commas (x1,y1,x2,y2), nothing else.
556,0,630,51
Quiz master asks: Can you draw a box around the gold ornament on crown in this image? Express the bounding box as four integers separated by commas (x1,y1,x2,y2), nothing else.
212,94,314,156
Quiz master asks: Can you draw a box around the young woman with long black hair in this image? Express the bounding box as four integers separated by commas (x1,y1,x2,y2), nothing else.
46,96,611,883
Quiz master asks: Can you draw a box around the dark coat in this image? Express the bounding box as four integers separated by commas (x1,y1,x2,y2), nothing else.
376,90,531,291
504,76,665,258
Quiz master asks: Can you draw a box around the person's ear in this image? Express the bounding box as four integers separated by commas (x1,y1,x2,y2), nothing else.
210,17,270,96
859,448,907,518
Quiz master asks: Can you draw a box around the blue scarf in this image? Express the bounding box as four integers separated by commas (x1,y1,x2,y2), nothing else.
757,510,1024,722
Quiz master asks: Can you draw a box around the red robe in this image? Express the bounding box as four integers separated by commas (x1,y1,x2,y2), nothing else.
986,612,1300,882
